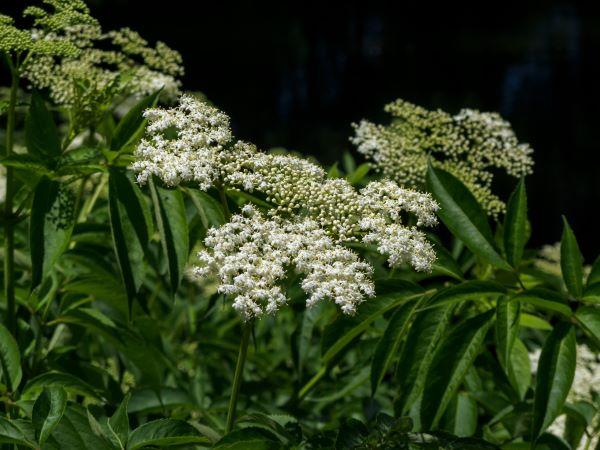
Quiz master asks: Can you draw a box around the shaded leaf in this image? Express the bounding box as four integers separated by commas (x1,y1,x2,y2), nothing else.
22,371,102,401
149,180,189,294
444,392,477,437
0,154,51,174
108,169,151,316
531,323,576,441
321,281,424,364
421,309,495,430
213,427,280,449
25,90,61,159
0,417,36,447
108,394,130,448
187,189,226,229
396,304,455,417
111,89,161,152
127,419,208,450
32,387,67,445
371,299,421,395
0,323,22,392
30,177,75,289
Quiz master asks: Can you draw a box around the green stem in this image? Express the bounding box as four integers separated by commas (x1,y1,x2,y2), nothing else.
3,62,18,336
298,365,327,401
225,321,252,433
217,183,231,221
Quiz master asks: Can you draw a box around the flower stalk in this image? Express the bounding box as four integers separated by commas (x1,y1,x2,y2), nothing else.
225,320,252,433
3,57,18,336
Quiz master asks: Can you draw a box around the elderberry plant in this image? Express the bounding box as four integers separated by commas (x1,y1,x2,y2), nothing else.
0,1,598,449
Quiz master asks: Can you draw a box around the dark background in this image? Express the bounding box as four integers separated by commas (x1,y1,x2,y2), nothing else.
4,1,600,259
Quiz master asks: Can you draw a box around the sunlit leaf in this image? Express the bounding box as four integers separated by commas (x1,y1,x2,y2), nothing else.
426,164,510,270
560,217,584,299
503,178,528,267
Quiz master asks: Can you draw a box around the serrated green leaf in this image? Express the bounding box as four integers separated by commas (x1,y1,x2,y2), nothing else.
0,323,22,392
108,394,130,448
426,164,510,270
420,309,495,430
214,427,280,449
32,387,67,445
430,240,464,280
111,89,161,152
108,169,151,317
495,296,520,372
126,419,208,450
396,304,454,417
22,371,102,402
512,288,572,318
371,299,421,395
503,178,528,267
508,338,531,400
321,281,424,364
561,217,584,298
30,177,75,289
586,255,600,286
426,280,506,309
575,305,600,346
0,154,51,174
46,405,114,450
444,392,477,437
25,91,61,159
346,163,370,184
582,282,600,304
0,417,36,447
531,322,576,441
187,189,226,229
520,314,552,331
149,180,189,294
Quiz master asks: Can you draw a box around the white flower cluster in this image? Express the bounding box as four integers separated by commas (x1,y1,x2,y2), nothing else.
358,181,438,270
350,99,534,217
132,95,232,188
193,205,375,319
531,344,600,447
133,96,440,318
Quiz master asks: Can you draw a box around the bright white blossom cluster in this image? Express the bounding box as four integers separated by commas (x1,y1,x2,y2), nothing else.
132,95,232,188
350,99,534,217
133,95,440,318
531,344,600,447
192,205,375,319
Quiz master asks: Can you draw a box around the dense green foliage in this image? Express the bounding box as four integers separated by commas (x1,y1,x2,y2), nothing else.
1,1,599,449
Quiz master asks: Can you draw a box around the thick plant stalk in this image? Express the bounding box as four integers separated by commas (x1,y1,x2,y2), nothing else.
3,65,18,336
225,322,252,433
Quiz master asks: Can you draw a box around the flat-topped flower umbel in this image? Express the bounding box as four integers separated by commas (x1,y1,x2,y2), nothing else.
133,95,440,318
351,99,534,217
